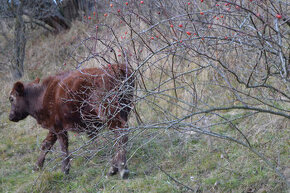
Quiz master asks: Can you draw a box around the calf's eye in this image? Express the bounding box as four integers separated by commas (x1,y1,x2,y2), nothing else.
9,97,14,103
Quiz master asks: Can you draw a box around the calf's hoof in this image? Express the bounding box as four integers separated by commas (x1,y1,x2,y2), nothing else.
62,168,70,175
108,166,118,176
120,169,129,179
62,164,70,175
33,165,41,172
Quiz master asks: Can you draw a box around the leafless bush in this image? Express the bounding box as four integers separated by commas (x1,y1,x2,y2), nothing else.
30,0,289,190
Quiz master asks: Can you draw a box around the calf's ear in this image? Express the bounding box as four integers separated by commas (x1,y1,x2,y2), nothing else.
14,81,25,95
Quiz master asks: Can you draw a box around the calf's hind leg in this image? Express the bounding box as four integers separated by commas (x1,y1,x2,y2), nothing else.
35,131,57,170
108,120,129,179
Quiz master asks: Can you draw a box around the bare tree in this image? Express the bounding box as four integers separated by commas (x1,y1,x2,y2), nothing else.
0,0,91,79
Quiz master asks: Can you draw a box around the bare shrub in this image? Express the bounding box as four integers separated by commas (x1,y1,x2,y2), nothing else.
55,0,290,190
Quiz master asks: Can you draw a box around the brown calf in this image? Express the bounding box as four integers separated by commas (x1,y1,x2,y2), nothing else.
8,64,134,179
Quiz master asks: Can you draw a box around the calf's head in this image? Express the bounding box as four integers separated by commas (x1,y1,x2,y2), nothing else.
9,81,29,122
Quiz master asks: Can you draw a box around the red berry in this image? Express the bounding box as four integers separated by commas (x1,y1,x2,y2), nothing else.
225,36,228,40
156,35,159,38
108,64,111,68
93,12,96,16
125,2,128,5
63,63,66,66
96,25,98,29
170,24,174,28
110,3,113,7
140,1,144,4
276,14,282,19
221,15,224,18
236,5,240,10
117,9,121,13
186,31,191,35
201,0,203,2
200,12,204,15
104,13,108,17
151,37,154,40
188,2,190,5
180,40,183,43
88,16,91,20
179,24,183,28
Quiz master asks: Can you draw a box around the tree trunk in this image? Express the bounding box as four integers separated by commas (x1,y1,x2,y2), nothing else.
60,0,79,21
11,2,26,80
40,14,70,33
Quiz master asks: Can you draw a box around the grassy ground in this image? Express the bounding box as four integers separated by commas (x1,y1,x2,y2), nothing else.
0,108,288,192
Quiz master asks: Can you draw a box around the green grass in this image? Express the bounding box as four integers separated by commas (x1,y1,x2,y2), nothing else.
1,101,290,193
1,110,288,193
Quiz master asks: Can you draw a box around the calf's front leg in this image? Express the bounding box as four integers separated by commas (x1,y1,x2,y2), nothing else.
35,131,57,170
57,131,70,174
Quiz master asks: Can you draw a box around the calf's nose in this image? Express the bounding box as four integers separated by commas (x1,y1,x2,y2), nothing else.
9,113,15,121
